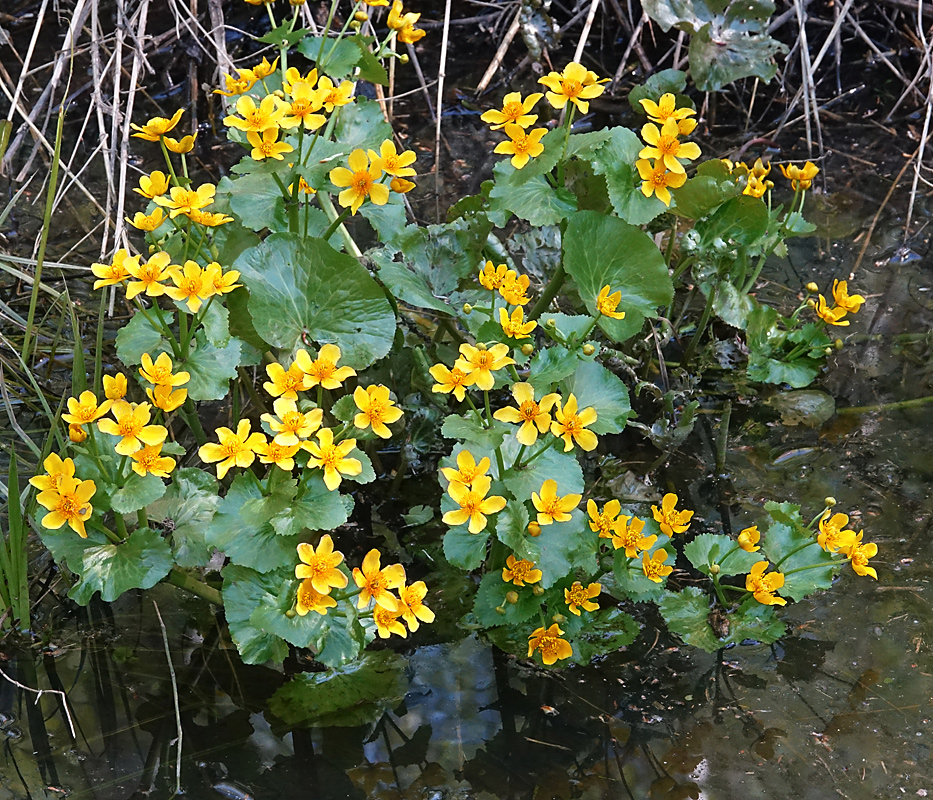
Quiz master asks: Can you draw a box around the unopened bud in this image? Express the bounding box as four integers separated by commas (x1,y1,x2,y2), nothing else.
149,244,156,253
806,298,817,309
551,613,566,624
824,496,837,507
709,563,720,575
496,605,507,615
527,521,541,537
349,19,362,31
582,343,595,356
521,343,534,356
285,608,297,618
475,341,487,351
805,282,819,293
545,318,556,329
532,585,544,596
506,591,519,605
834,338,843,350
462,303,473,315
353,10,368,20
399,53,410,64
824,347,833,356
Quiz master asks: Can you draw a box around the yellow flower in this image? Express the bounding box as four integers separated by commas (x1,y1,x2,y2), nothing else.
188,209,233,227
153,184,216,219
198,419,266,478
289,176,317,196
63,391,112,425
742,174,772,198
165,261,212,313
500,271,532,305
481,91,543,130
440,449,490,486
250,56,278,80
223,94,285,133
98,400,168,455
832,279,865,314
369,139,416,177
532,479,581,525
125,252,173,299
527,623,573,665
564,581,600,615
263,361,307,400
215,68,257,97
538,61,607,114
587,499,621,537
92,249,138,289
610,515,656,558
493,382,559,446
479,261,509,290
69,424,87,443
139,352,190,387
387,0,419,30
815,294,850,326
315,76,355,112
261,397,323,446
501,554,543,586
429,363,475,402
454,343,515,392
398,22,426,44
246,128,294,161
130,443,176,478
390,177,415,194
442,475,506,534
352,548,406,611
398,580,435,632
134,171,170,199
254,439,301,471
295,344,357,390
595,285,626,319
745,561,787,605
642,549,673,583
780,161,820,190
296,580,337,616
636,158,687,206
303,428,362,490
330,149,389,214
817,512,858,553
498,306,537,340
164,134,196,154
639,93,696,124
204,263,242,296
843,531,878,579
35,475,96,538
639,118,701,174
283,67,319,95
278,80,326,131
494,124,547,170
652,492,694,536
738,525,761,552
295,535,349,594
374,606,408,638
550,393,598,452
353,384,403,438
28,453,76,493
750,157,770,179
146,384,188,412
127,209,166,232
130,108,184,141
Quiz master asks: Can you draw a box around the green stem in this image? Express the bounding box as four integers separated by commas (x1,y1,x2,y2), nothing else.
519,436,558,469
165,566,223,605
511,443,527,470
322,206,353,242
315,0,341,65
137,508,148,530
464,392,483,425
324,0,364,66
717,544,741,569
482,390,494,430
332,586,364,602
774,539,819,569
782,558,844,577
556,105,576,186
837,395,933,415
113,512,129,540
179,399,208,446
681,283,716,366
528,266,566,320
710,573,728,607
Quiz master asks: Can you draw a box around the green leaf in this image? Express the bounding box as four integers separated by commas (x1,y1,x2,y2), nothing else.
359,200,408,245
505,129,565,183
495,502,534,561
697,195,769,246
567,129,615,160
683,533,761,577
68,528,173,605
609,546,670,602
352,35,389,85
333,96,393,151
345,447,376,485
146,468,220,568
529,510,597,588
711,280,756,329
488,161,577,226
440,415,508,450
271,474,352,535
499,437,583,499
760,502,837,601
443,525,489,570
268,651,408,727
747,354,820,388
296,36,361,78
765,389,836,428
689,21,786,92
201,301,230,347
110,472,166,515
330,394,357,424
627,69,688,112
527,346,583,392
538,313,596,348
233,232,396,369
205,474,301,573
180,332,242,401
473,571,542,627
562,210,673,343
590,128,666,225
225,287,272,357
257,22,309,46
560,360,632,435
670,174,737,219
218,173,287,232
573,607,640,663
115,311,171,366
221,565,290,664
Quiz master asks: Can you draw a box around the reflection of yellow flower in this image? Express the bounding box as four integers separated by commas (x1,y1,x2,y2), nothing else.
639,118,701,173
527,623,573,665
652,492,693,536
295,344,357,390
36,475,96,537
295,535,348,594
303,428,362,491
140,352,190,387
639,93,695,124
780,161,819,190
817,512,857,553
398,581,435,631
29,453,76,493
197,419,265,478
99,400,168,455
223,94,285,132
642,549,673,583
502,555,542,586
134,171,170,199
429,363,474,402
738,525,761,552
263,361,307,400
610,515,655,557
63,391,112,425
843,531,878,579
550,393,598,452
538,61,607,114
442,475,506,534
165,261,212,313
565,581,600,615
481,91,542,130
498,306,537,339
296,580,337,615
353,384,403,438
595,285,626,320
493,382,559,446
440,449,490,487
636,158,687,206
374,606,408,638
369,139,416,177
329,149,389,214
454,343,514,391
746,561,786,605
532,479,581,525
130,444,176,478
352,549,406,611
494,124,547,170
832,280,865,314
130,109,183,141
246,128,294,161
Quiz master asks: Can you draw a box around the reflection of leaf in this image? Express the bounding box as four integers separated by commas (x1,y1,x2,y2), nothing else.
573,607,640,663
268,651,408,727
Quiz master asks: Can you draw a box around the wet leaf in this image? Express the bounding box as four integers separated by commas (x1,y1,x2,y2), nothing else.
221,565,290,664
333,96,394,151
270,474,353,536
530,510,597,588
560,359,633,435
765,389,836,427
473,571,542,627
747,354,820,388
684,533,761,577
443,524,490,571
711,281,756,329
760,501,837,601
110,472,166,515
689,22,786,92
589,127,667,225
147,468,220,568
489,162,578,226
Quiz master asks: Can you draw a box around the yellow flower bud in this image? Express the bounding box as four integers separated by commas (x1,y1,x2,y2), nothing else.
806,298,817,309
824,347,833,356
349,19,361,31
582,343,596,356
824,496,837,507
521,343,534,356
462,303,473,315
506,591,519,604
68,423,87,443
532,585,544,596
835,338,844,350
551,613,566,624
285,608,297,618
496,605,507,615
709,563,720,575
475,342,487,351
399,53,410,64
805,282,819,293
354,10,368,20
527,521,541,537
545,318,557,328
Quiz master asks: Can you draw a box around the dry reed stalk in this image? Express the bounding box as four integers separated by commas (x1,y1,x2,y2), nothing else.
475,8,520,96
904,1,933,239
435,0,453,223
572,0,603,65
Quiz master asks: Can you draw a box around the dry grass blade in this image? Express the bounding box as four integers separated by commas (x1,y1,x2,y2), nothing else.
435,0,453,224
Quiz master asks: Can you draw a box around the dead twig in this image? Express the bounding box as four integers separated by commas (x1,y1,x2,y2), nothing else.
0,665,76,740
